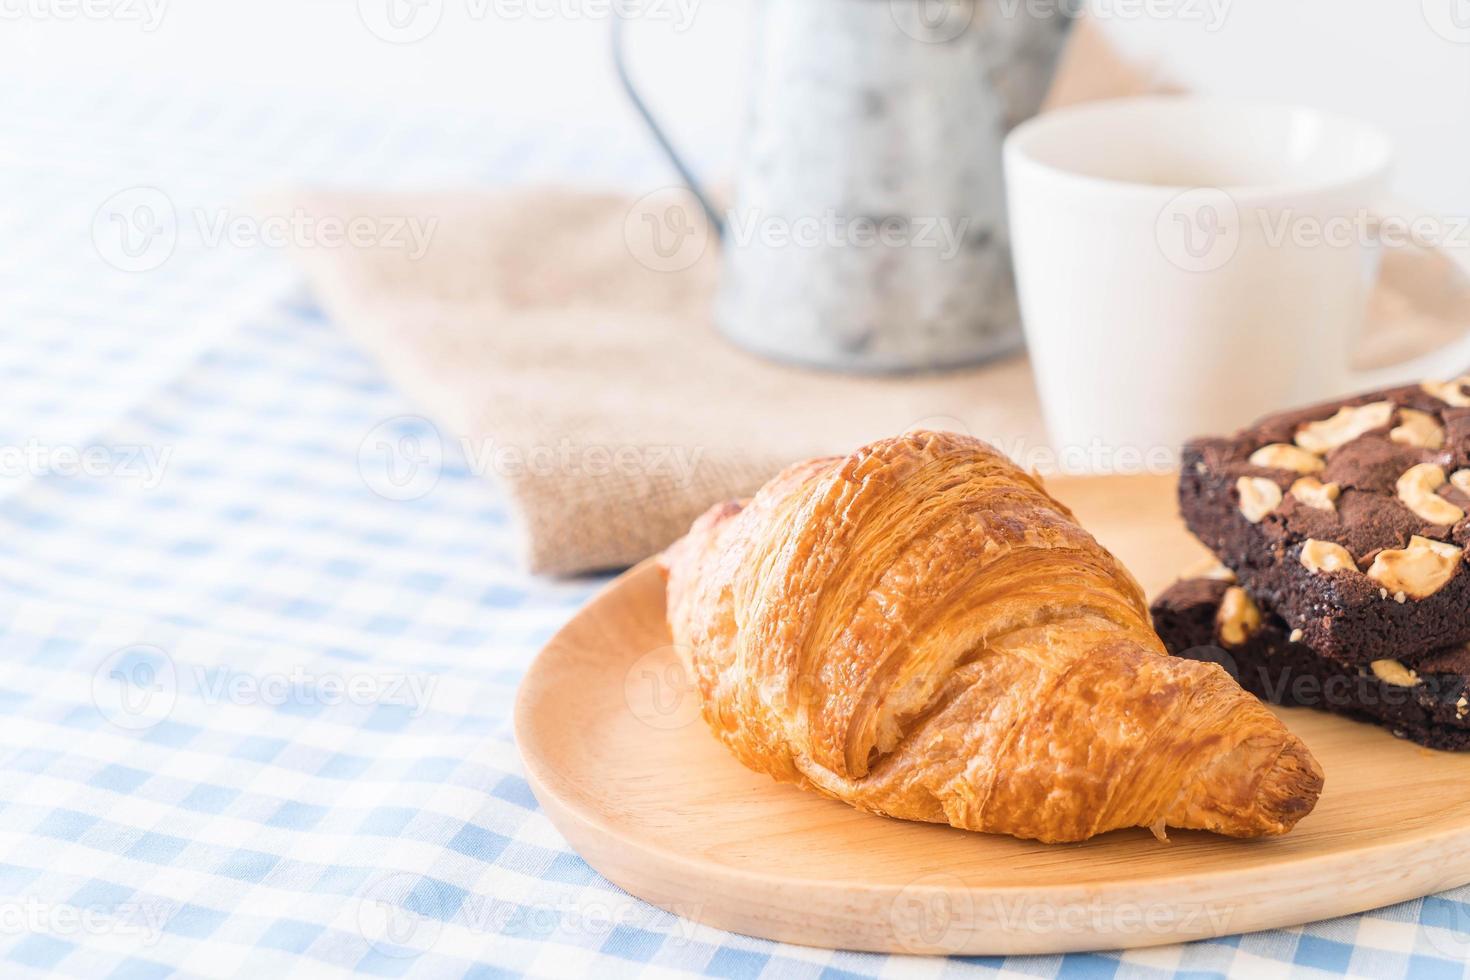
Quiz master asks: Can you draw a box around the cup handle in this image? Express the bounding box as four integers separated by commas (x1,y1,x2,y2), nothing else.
1348,196,1470,389
610,17,725,239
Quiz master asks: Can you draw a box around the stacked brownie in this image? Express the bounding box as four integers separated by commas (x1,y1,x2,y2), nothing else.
1152,376,1470,749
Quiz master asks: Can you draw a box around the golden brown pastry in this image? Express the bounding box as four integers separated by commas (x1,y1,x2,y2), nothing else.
662,431,1322,843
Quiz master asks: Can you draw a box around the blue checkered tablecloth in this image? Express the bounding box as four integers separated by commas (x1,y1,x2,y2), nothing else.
5,77,1470,980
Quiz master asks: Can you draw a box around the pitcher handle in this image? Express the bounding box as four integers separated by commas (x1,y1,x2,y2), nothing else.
611,16,725,239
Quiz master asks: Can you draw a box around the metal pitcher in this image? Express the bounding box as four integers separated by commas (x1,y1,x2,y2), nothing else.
616,1,1070,374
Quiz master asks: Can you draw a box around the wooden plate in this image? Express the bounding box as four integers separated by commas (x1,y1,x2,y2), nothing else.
514,474,1470,955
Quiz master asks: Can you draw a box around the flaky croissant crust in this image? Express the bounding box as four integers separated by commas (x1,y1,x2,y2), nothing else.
663,432,1322,843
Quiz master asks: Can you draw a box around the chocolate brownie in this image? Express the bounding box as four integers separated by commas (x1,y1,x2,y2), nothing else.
1180,378,1470,664
1152,577,1470,751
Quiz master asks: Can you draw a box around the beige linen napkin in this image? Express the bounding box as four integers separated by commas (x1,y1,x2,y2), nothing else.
283,188,1049,575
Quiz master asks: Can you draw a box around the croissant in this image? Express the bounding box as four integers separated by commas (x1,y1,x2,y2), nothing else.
662,431,1323,843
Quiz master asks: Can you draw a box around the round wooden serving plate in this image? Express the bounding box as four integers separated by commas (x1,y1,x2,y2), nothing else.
514,473,1470,955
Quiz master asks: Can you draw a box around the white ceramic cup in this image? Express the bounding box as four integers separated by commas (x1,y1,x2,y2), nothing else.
1003,96,1470,463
